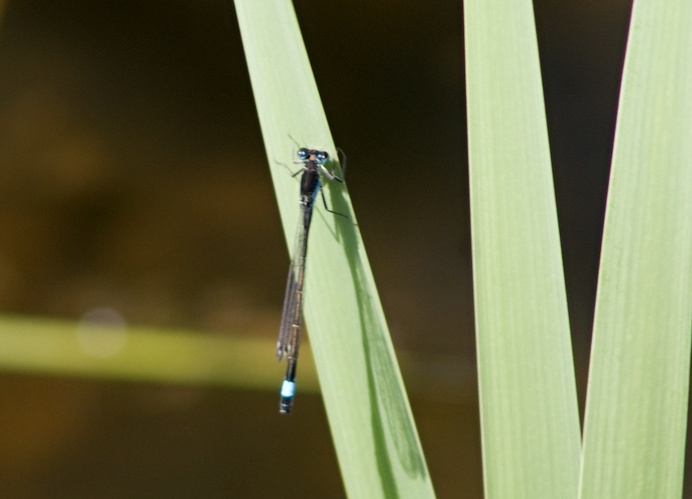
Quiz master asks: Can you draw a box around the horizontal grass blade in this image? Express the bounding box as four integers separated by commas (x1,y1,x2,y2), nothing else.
0,313,311,389
232,1,435,497
464,0,582,496
579,1,692,497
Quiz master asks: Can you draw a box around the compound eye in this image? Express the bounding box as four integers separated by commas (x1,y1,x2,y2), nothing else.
315,151,329,164
297,148,309,160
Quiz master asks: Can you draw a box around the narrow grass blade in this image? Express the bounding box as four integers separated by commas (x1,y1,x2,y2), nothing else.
579,1,692,497
464,0,581,497
0,313,307,390
233,1,435,497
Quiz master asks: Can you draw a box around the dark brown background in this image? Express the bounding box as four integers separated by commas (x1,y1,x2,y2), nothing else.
1,1,685,498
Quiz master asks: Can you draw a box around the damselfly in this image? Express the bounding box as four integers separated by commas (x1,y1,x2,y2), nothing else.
277,147,346,414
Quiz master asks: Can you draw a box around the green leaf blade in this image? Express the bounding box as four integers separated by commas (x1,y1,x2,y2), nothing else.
464,0,581,497
233,1,435,497
579,1,692,497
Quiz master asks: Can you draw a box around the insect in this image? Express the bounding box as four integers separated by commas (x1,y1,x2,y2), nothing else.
276,147,346,413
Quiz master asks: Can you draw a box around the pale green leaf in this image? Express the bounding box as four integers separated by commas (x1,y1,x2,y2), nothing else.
464,0,581,497
232,1,435,497
579,1,692,497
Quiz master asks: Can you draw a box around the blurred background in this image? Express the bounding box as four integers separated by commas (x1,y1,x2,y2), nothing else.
1,0,685,498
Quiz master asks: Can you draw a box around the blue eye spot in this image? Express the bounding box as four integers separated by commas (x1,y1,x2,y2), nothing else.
297,148,309,160
316,151,329,164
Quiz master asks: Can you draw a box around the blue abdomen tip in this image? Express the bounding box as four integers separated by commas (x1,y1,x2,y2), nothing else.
280,380,296,398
